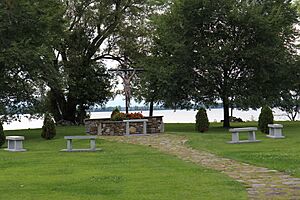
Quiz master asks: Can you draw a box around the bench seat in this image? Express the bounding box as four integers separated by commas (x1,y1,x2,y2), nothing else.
5,136,26,152
267,124,285,139
228,127,261,144
61,135,101,152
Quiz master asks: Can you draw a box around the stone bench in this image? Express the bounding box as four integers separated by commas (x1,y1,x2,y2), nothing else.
5,136,26,152
61,136,101,152
228,127,261,144
123,119,148,135
267,124,285,139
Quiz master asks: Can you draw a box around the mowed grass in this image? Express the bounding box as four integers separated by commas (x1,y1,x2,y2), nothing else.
166,121,300,177
0,126,247,200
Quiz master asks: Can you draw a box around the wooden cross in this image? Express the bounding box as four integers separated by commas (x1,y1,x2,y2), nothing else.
108,68,144,114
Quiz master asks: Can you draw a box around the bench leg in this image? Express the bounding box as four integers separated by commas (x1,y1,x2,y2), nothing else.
15,140,23,150
97,123,102,135
11,140,17,150
274,128,282,137
13,140,18,150
7,140,13,150
232,132,239,143
143,122,147,135
90,139,96,150
126,122,130,135
269,128,274,136
248,131,256,141
67,139,72,151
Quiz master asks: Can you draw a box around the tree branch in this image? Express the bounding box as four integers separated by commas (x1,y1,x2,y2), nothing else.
93,54,126,65
86,0,132,60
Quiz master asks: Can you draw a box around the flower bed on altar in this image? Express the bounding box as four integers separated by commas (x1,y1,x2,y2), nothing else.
111,112,144,121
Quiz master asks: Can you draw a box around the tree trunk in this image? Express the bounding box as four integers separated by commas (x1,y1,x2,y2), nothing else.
125,96,129,114
291,111,297,121
222,96,230,128
77,104,87,125
292,106,299,121
47,89,77,124
149,101,154,117
63,95,77,123
47,89,65,122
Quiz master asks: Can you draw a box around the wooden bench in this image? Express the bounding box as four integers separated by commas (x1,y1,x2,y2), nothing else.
267,124,285,139
61,136,101,152
228,127,261,144
5,136,26,152
123,119,148,135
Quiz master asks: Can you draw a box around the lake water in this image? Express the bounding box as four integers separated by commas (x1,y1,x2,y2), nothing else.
3,108,293,130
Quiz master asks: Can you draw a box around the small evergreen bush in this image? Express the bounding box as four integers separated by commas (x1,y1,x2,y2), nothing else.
41,113,56,140
258,106,274,134
195,108,209,132
111,107,120,119
0,122,5,148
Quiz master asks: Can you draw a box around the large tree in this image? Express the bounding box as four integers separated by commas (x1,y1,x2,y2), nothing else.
133,57,164,116
274,55,300,121
0,0,65,121
276,0,300,121
48,0,162,124
150,0,298,127
131,0,183,116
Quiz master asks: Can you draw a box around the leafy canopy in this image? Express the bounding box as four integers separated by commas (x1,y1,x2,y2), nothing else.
148,0,298,127
0,0,65,120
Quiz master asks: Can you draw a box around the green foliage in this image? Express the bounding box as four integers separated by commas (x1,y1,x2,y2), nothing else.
150,0,298,127
110,107,121,118
0,123,5,148
133,57,164,109
258,106,274,134
111,112,127,121
47,0,163,123
0,0,65,117
111,112,144,121
294,0,300,13
44,90,65,123
276,90,300,121
41,113,56,140
195,108,209,132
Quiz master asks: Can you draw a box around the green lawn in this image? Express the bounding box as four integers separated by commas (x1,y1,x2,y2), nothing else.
0,126,247,200
166,121,300,177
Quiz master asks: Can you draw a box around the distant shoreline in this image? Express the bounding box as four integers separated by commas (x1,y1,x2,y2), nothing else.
88,106,224,112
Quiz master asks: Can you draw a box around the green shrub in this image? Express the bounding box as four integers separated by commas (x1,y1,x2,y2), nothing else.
195,108,209,132
111,107,120,119
111,112,127,121
258,106,274,134
41,113,56,140
0,123,5,148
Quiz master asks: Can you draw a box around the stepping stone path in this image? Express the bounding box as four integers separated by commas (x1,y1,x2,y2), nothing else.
103,134,300,200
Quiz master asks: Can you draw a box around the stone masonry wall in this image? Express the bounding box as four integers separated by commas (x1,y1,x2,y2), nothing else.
85,116,164,136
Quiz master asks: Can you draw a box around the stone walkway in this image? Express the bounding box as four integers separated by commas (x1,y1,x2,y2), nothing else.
103,134,300,200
